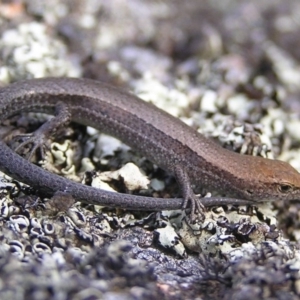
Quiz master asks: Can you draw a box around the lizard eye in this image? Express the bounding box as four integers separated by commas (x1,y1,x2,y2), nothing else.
278,184,293,193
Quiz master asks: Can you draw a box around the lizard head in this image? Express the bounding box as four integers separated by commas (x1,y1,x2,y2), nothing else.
241,157,300,202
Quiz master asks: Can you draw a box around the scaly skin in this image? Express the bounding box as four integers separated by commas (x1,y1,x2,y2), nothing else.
0,77,299,214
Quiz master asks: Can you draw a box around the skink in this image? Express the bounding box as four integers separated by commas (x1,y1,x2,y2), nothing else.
0,77,300,215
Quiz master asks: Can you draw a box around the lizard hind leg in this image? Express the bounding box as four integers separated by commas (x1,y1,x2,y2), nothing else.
11,102,71,161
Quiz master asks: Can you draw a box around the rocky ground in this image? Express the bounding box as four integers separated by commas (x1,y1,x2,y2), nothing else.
1,1,300,299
